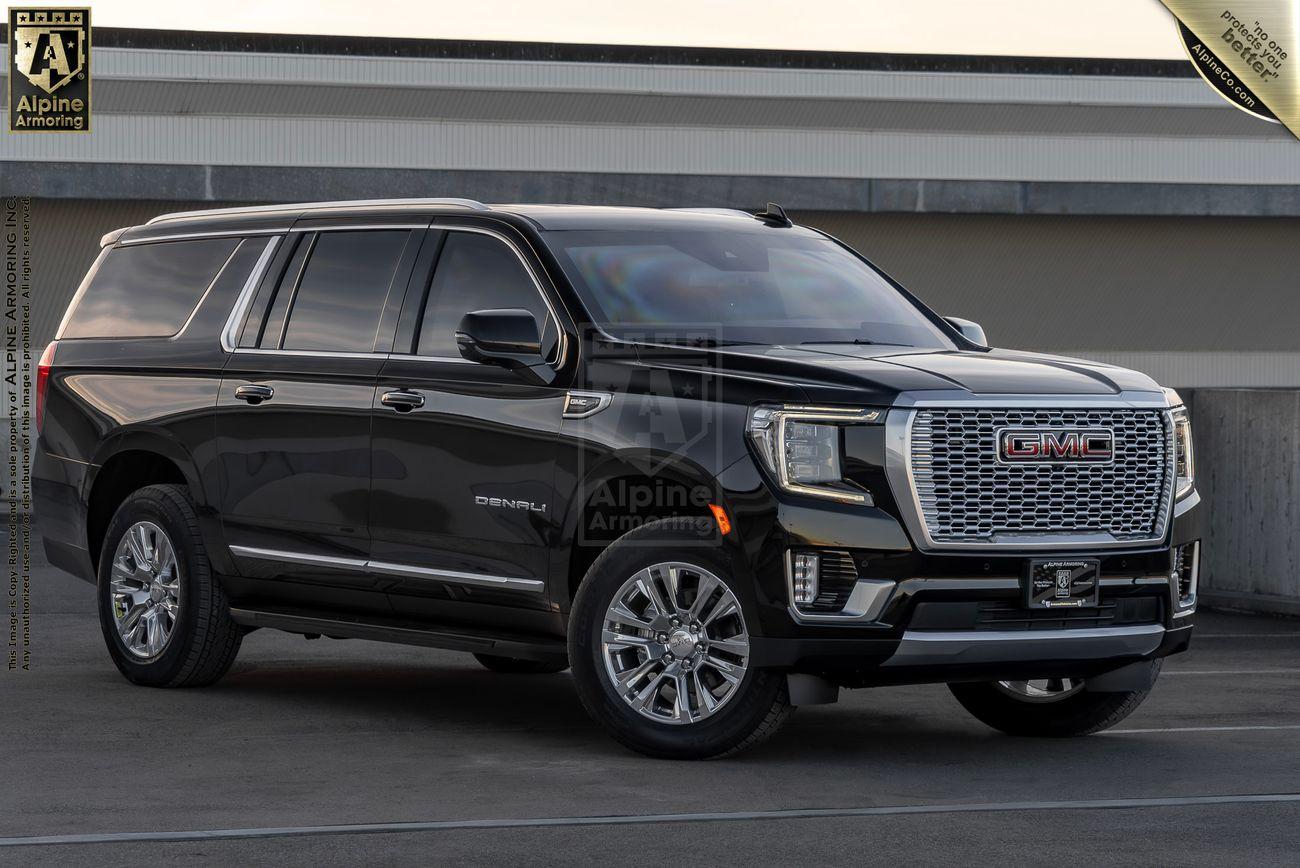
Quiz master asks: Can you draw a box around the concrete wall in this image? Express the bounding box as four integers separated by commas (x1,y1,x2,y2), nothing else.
1186,390,1300,615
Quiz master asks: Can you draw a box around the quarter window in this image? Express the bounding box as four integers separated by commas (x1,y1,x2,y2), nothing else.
278,230,411,353
416,231,552,358
61,237,240,339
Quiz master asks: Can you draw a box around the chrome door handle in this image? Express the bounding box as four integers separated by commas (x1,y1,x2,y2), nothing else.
380,389,425,411
234,384,274,404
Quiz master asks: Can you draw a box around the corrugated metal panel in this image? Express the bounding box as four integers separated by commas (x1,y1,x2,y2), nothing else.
7,115,1300,184
64,79,1286,140
798,212,1300,355
87,48,1222,106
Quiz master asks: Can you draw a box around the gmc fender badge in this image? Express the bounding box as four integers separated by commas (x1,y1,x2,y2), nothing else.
996,428,1115,464
562,390,612,419
475,495,547,514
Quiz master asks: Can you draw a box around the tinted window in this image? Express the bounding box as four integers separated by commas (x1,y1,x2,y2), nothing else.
416,232,550,357
546,229,955,350
61,237,240,339
279,230,410,352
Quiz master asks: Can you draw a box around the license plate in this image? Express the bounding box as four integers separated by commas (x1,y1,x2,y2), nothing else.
1025,559,1100,609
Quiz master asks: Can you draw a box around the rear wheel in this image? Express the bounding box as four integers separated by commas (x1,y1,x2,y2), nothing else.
569,518,792,759
948,662,1160,737
97,484,242,687
473,653,568,674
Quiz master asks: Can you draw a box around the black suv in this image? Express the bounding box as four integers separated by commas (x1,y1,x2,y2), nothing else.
35,199,1201,758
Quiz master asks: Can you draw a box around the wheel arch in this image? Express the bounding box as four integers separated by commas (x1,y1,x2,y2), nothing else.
555,448,745,610
85,432,208,567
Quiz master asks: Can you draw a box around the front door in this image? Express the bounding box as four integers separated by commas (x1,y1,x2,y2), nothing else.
369,226,569,630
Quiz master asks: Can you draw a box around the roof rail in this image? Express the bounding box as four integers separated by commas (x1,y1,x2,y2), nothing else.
666,208,754,219
146,198,491,225
100,226,130,248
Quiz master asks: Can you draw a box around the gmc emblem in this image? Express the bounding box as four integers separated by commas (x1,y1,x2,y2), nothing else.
996,428,1114,464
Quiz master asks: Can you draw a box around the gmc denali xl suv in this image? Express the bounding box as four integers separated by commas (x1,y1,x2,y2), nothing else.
34,199,1201,758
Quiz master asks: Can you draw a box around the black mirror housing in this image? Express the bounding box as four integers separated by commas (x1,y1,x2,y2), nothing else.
455,308,555,384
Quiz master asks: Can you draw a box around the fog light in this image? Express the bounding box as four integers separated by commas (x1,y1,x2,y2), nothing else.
1173,541,1199,610
792,553,819,605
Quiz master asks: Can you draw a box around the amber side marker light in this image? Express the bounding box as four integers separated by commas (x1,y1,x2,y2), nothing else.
708,503,732,536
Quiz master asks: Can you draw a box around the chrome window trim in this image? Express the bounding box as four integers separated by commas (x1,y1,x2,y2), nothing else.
229,348,390,360
427,223,568,370
228,545,545,593
219,224,568,369
883,391,1180,553
219,236,283,352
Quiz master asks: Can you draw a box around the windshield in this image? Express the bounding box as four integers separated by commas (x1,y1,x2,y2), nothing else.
545,229,955,349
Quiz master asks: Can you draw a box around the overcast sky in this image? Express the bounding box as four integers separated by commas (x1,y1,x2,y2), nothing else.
68,0,1185,59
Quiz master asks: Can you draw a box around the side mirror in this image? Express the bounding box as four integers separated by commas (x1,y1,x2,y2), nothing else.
455,308,556,385
944,316,988,347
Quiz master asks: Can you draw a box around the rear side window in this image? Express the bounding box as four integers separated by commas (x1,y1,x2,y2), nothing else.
416,231,550,357
276,230,411,353
60,237,240,339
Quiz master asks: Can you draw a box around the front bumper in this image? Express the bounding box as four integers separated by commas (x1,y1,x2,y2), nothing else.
753,621,1192,686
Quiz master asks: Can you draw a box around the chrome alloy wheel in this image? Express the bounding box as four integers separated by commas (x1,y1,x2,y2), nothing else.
601,562,750,725
110,521,181,659
995,678,1085,703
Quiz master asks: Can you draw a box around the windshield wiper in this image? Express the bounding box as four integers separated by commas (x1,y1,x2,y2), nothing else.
655,337,759,348
800,339,915,347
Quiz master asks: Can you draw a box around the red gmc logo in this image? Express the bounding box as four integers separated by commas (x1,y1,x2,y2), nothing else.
997,428,1114,463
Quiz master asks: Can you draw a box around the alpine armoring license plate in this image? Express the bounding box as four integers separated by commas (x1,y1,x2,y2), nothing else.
1025,559,1100,609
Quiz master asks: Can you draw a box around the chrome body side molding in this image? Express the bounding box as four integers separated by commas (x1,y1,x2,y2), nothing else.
228,545,545,593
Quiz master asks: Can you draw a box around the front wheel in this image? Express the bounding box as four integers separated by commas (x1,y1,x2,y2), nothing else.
569,518,792,759
948,661,1160,737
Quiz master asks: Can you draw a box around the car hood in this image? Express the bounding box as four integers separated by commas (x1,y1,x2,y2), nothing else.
633,342,1162,404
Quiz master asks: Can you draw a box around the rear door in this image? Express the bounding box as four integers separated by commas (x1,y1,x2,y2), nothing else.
369,225,570,630
217,221,426,613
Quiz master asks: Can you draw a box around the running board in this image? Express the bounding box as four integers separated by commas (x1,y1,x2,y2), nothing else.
229,607,568,663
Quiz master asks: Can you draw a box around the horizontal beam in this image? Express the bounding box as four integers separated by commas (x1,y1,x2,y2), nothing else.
7,162,1300,217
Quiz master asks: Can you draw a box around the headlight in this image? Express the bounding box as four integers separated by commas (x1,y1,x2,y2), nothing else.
1165,389,1194,499
746,405,881,504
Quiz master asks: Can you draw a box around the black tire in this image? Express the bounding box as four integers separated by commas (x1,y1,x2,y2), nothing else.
473,653,569,674
97,484,242,688
568,517,792,759
948,661,1161,737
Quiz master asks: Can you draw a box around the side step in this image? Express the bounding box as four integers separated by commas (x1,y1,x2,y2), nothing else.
229,607,568,663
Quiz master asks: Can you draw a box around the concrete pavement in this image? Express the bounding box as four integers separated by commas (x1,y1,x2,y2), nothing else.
3,530,1298,865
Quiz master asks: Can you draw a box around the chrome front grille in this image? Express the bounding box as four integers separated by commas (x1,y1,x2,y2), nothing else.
908,408,1173,546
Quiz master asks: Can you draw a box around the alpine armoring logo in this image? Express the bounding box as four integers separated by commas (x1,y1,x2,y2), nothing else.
8,7,91,132
996,429,1115,464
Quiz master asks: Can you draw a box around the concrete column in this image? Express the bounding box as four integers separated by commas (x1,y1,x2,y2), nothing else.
1186,389,1300,616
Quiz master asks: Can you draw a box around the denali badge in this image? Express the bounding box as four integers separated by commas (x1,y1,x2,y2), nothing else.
475,495,547,514
996,428,1114,464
